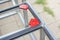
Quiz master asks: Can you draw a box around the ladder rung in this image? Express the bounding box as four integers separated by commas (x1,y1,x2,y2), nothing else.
0,0,10,4
0,24,41,40
0,11,17,19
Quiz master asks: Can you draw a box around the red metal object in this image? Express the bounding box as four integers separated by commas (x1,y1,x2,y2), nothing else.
19,4,28,10
29,18,40,27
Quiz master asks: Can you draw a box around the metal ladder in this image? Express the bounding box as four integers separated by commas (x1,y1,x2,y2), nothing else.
0,0,56,40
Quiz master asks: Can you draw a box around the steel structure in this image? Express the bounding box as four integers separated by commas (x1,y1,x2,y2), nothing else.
0,0,10,4
0,0,56,40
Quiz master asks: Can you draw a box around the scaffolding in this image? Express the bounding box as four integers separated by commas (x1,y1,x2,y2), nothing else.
0,0,56,40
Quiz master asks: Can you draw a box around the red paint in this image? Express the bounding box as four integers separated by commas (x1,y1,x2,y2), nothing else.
29,18,40,27
19,4,28,10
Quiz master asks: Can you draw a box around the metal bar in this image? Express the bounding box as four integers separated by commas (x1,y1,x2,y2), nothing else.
25,2,44,24
24,2,45,40
11,0,18,6
0,0,10,4
22,0,37,40
22,0,26,2
0,24,42,40
0,3,56,40
12,1,37,40
0,11,16,19
40,29,45,40
25,2,56,40
43,25,56,40
27,3,45,40
26,2,45,40
0,3,19,13
23,10,28,26
17,10,25,25
12,0,25,28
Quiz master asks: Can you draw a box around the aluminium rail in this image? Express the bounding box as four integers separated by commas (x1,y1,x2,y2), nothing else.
0,24,42,40
0,2,56,40
0,11,17,19
0,3,20,13
0,0,37,40
25,2,56,40
12,0,36,40
0,0,45,40
0,0,10,4
21,0,37,40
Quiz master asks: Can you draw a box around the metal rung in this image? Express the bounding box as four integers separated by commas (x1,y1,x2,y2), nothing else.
0,4,19,13
0,0,10,4
0,11,17,19
0,1,56,40
0,24,41,40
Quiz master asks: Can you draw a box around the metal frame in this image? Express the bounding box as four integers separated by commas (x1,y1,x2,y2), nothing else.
22,0,37,40
26,2,56,40
0,0,37,40
0,4,19,13
11,0,25,25
0,1,56,40
0,24,42,40
12,0,36,40
0,11,17,19
0,0,10,4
